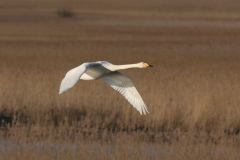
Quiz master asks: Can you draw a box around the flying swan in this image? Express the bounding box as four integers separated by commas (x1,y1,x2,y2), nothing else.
59,61,153,115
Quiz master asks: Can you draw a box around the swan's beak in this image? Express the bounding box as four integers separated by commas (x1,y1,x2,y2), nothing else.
144,63,153,67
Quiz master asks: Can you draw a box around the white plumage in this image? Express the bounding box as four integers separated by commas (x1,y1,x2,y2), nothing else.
59,61,153,115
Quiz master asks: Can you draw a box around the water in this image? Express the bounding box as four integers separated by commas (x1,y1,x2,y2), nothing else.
0,140,170,159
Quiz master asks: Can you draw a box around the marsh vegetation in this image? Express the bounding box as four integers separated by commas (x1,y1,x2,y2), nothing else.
1,0,240,159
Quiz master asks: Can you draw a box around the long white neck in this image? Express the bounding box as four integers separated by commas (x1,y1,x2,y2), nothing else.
110,63,142,71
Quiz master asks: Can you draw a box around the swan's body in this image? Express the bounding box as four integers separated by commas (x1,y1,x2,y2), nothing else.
59,61,153,115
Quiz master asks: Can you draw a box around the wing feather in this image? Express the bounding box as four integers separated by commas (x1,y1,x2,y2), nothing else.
59,62,98,94
100,71,149,115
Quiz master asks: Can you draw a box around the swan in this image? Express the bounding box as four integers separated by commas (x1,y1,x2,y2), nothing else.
59,61,153,115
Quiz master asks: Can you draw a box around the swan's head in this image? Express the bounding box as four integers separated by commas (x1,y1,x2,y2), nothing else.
139,62,153,68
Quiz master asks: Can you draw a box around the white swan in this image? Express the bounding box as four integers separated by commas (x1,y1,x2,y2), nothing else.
59,61,153,115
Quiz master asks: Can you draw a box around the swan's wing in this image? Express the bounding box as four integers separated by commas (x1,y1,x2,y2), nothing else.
100,71,150,115
59,62,99,94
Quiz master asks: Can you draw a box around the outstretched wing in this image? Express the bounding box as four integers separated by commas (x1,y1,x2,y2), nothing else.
100,71,150,115
59,62,98,94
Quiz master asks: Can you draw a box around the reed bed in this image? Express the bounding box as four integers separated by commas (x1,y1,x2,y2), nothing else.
1,0,240,159
1,52,240,133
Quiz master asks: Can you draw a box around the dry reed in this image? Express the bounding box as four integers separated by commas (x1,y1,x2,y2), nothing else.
1,0,240,159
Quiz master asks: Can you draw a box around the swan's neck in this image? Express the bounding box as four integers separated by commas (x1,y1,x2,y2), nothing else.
112,63,141,71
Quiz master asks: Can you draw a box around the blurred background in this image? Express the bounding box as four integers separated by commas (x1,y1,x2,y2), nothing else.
0,0,240,159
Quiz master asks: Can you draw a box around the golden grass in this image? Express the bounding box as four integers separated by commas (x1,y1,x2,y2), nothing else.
1,0,240,159
1,45,240,133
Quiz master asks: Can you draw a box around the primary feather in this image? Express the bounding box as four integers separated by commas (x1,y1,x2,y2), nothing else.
101,71,149,115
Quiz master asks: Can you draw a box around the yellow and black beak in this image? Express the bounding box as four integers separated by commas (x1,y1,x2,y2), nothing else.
144,63,153,67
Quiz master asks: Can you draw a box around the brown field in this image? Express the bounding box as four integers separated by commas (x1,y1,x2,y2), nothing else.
1,0,240,159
